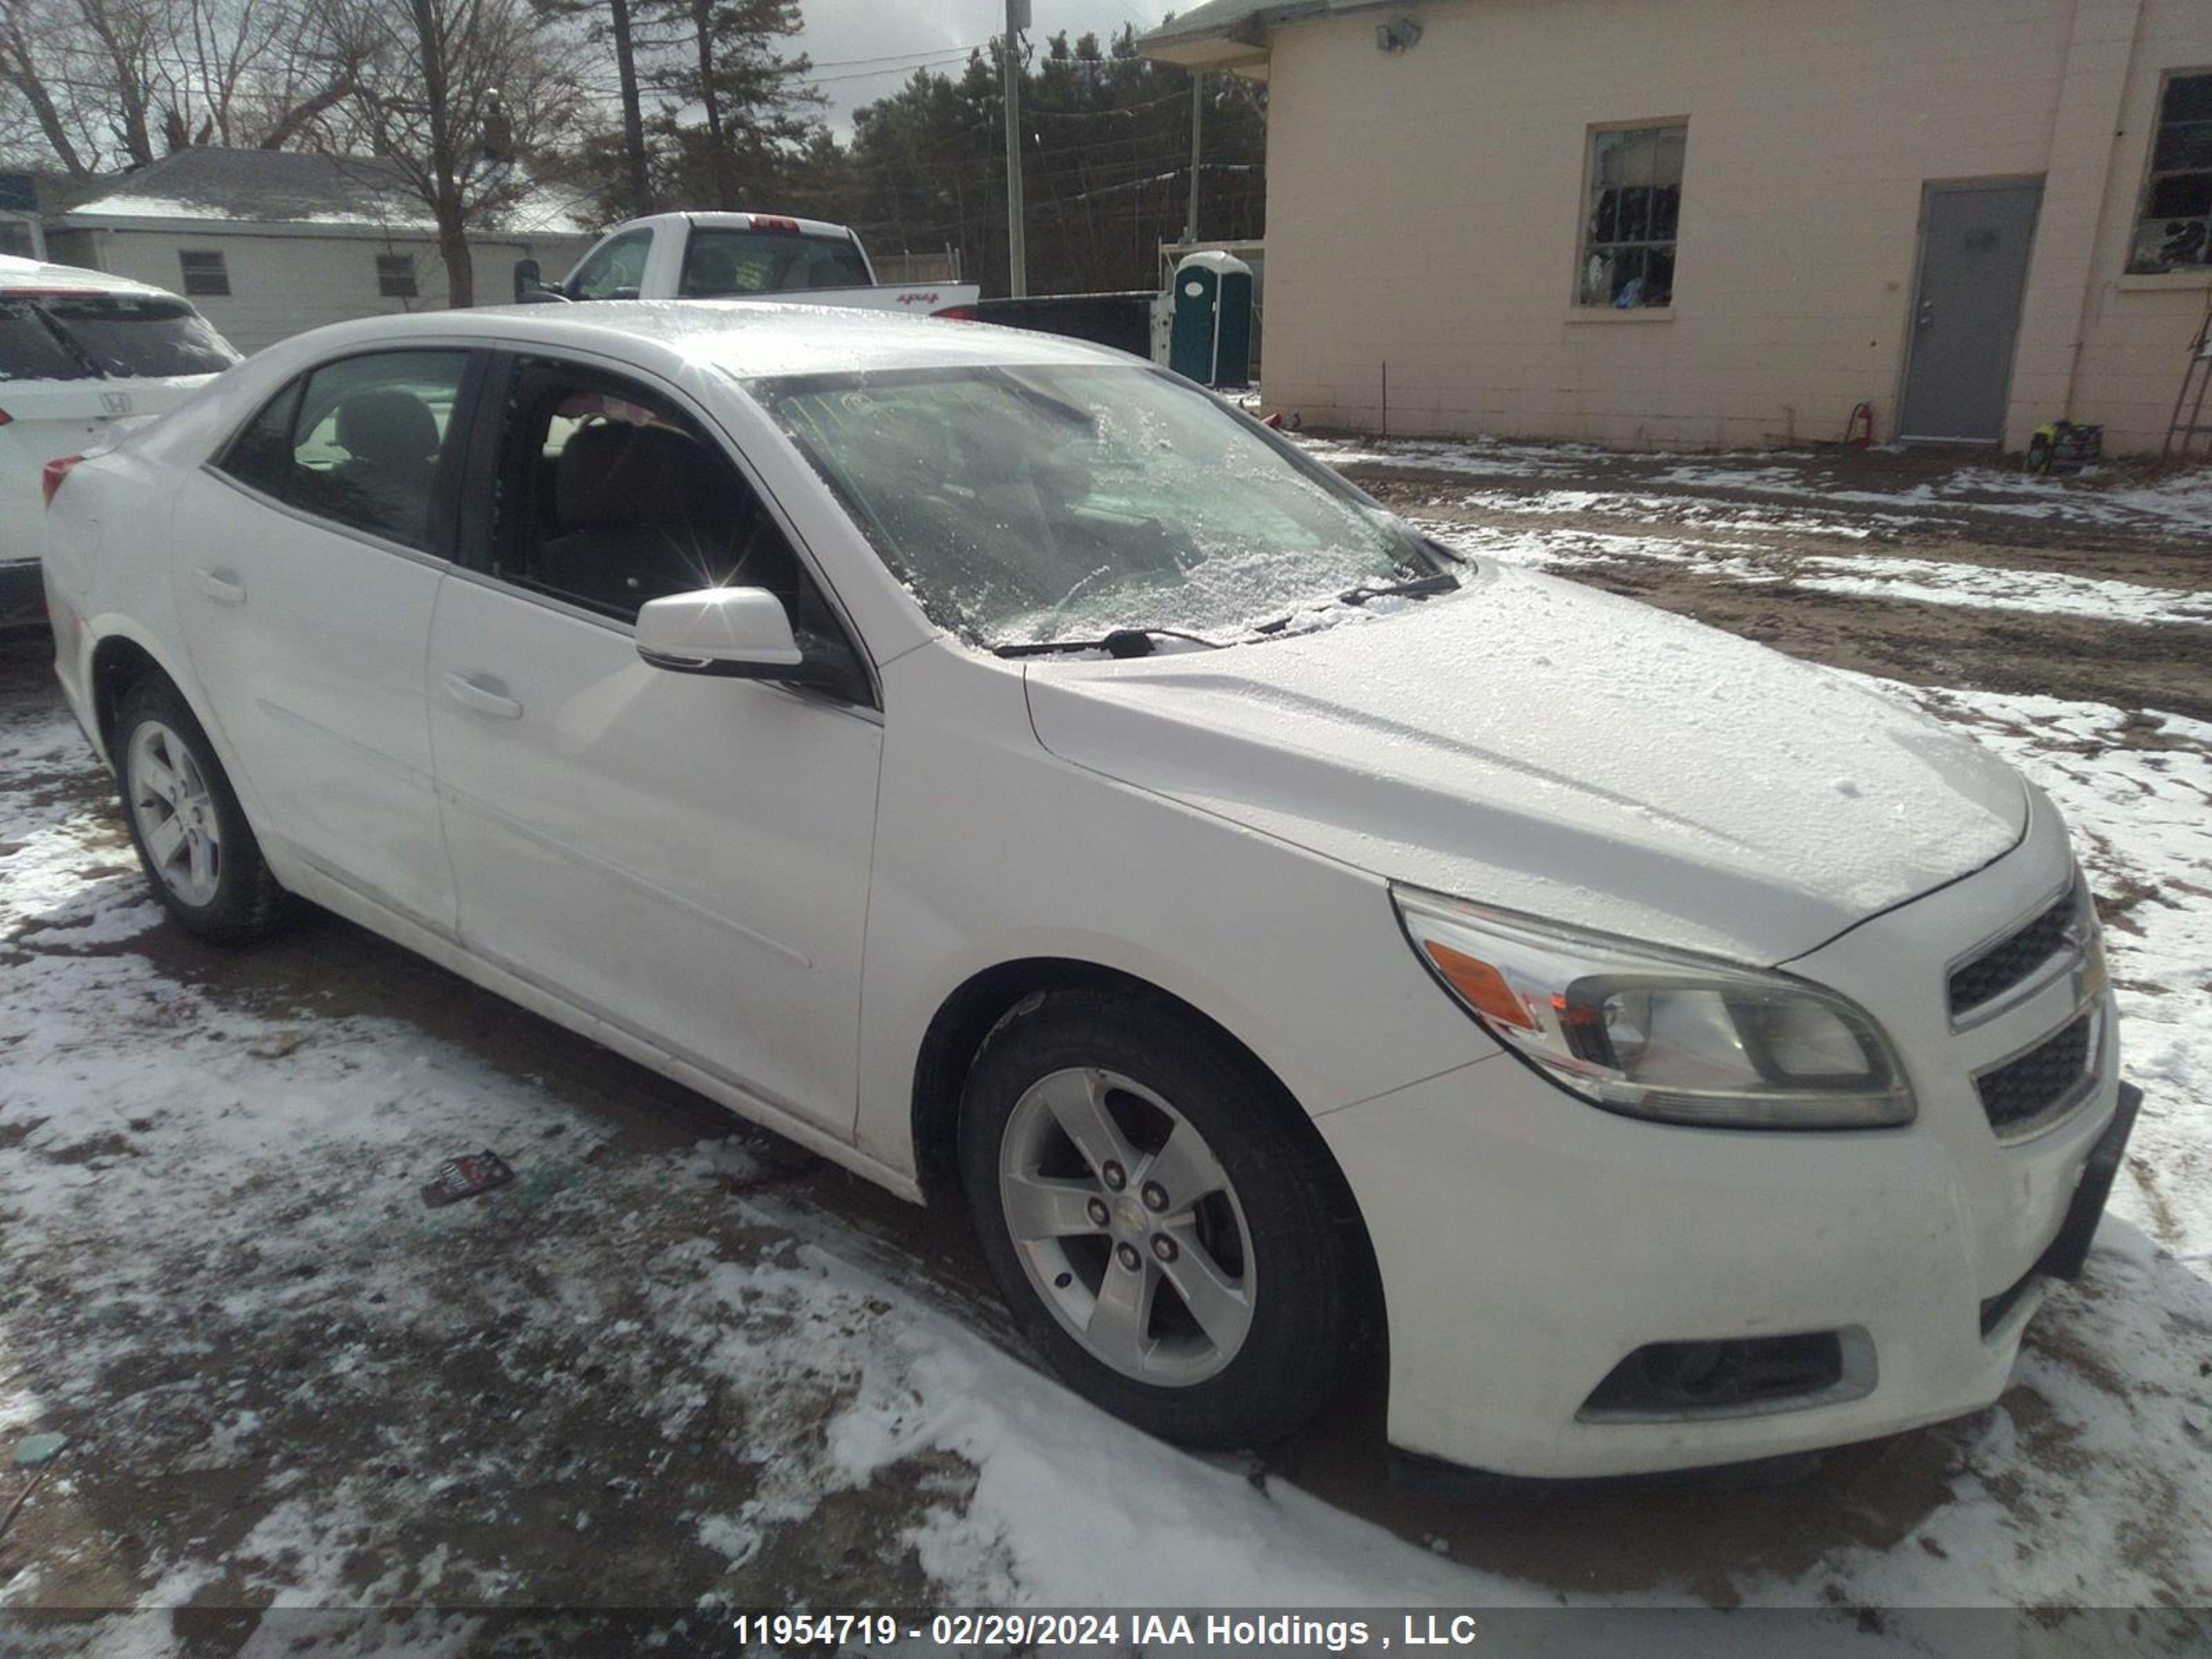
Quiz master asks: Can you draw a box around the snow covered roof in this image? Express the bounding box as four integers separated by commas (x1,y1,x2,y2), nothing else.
57,148,591,238
1138,0,1391,69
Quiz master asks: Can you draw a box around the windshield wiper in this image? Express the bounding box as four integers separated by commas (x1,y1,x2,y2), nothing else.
993,626,1226,660
1335,571,1462,605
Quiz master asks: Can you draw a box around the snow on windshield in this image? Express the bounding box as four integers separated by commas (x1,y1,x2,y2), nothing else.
756,364,1442,646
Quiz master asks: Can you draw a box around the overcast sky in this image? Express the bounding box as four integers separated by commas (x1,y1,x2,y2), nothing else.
794,1,1180,133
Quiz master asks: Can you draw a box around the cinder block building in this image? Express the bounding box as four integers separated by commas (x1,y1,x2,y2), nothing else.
1142,0,2212,453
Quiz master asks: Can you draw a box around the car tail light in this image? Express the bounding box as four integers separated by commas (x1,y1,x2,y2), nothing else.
933,306,981,321
43,455,85,507
0,406,12,426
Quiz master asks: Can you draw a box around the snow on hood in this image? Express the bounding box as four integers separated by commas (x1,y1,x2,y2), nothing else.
1022,563,2027,964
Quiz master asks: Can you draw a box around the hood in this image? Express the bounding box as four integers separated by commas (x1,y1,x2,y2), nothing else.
1022,563,2026,964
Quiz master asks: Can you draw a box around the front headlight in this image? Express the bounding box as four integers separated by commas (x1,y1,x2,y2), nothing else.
1393,885,1915,1130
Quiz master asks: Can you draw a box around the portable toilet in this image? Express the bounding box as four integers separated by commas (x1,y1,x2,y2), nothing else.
1168,250,1253,388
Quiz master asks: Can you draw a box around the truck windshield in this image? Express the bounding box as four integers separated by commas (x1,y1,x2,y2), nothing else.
30,294,238,379
756,363,1447,648
679,228,872,297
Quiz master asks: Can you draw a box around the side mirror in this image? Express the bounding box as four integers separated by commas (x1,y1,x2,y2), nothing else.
512,258,541,301
636,588,865,701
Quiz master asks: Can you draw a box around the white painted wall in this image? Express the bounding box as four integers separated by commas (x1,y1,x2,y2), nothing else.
50,224,594,354
1253,0,2212,453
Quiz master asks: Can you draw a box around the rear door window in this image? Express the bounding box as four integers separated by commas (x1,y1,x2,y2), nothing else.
0,301,92,382
678,229,870,297
216,350,471,554
34,294,238,378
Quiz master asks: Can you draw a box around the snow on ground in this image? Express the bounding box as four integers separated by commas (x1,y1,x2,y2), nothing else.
2,605,2210,1640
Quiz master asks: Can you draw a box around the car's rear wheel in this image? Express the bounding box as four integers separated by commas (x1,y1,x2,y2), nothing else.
959,986,1371,1448
115,679,288,945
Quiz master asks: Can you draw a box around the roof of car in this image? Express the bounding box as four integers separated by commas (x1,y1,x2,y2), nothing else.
0,252,176,300
263,299,1141,382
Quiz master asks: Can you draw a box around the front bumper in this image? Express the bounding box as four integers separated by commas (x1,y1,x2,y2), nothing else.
1320,1059,2133,1479
1325,794,2131,1479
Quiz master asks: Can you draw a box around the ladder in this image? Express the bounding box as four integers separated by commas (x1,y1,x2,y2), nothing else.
2165,283,2212,460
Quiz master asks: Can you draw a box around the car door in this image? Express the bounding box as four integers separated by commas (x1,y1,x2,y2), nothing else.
173,347,479,935
425,351,883,1134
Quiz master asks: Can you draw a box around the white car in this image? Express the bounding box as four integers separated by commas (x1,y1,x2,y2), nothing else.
39,303,2136,1479
1,254,239,628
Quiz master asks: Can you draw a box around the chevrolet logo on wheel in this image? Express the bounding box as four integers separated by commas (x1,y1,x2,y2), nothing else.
100,391,133,415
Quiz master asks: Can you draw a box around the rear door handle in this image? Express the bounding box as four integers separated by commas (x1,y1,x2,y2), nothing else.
442,672,524,720
193,567,246,606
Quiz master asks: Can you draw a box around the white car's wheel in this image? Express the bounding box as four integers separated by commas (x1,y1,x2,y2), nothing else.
115,679,288,945
960,985,1375,1449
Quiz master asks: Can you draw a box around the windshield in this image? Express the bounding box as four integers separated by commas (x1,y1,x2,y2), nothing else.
680,228,872,297
755,364,1445,646
32,294,238,379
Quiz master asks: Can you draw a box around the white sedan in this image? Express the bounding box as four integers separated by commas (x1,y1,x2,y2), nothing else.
37,303,2135,1479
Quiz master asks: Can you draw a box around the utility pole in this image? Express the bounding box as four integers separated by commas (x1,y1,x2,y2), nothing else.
1184,71,1202,244
1002,0,1029,297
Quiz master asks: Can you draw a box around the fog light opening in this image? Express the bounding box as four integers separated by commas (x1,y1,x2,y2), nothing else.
1577,1329,1873,1423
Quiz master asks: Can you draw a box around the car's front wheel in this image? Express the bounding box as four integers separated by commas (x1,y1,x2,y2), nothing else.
115,678,288,946
959,986,1372,1449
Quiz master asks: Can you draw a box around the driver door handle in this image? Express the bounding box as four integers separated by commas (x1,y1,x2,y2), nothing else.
193,567,246,606
442,672,524,720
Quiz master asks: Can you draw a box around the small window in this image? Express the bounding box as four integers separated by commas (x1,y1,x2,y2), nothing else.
33,293,237,377
217,350,469,553
565,229,652,300
2128,71,2212,274
1577,124,1685,308
491,357,861,687
178,250,229,297
0,300,93,382
679,227,871,297
375,253,418,298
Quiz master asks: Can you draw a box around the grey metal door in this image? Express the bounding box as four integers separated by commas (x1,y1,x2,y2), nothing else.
1898,181,2043,443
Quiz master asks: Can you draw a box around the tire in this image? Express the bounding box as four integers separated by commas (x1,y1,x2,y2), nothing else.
959,985,1373,1449
113,676,289,946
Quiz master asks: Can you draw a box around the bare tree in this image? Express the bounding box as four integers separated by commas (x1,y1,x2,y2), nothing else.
350,0,583,307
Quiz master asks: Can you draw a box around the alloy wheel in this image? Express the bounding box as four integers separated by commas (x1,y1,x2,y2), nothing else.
997,1067,1255,1385
127,720,223,907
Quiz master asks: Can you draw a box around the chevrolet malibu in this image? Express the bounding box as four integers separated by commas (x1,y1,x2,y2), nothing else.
39,304,2137,1479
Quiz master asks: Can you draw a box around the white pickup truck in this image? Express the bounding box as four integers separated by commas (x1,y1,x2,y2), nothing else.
523,212,980,317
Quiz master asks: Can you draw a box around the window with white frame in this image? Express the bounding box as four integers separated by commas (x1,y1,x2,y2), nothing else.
178,249,229,297
2129,71,2212,274
375,253,419,298
1577,124,1685,308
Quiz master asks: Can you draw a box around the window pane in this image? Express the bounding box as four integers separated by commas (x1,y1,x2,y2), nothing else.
499,362,799,621
285,350,469,552
376,254,418,299
35,295,238,378
2154,120,2212,172
1578,124,1686,307
178,251,228,297
0,301,91,382
2163,73,2212,126
569,231,650,299
679,228,871,297
2149,169,2212,218
218,378,303,496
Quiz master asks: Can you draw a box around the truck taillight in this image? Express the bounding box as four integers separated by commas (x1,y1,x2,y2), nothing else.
748,214,801,233
934,306,981,321
42,455,84,507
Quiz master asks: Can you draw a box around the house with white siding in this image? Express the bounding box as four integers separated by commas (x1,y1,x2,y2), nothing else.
1142,0,2212,454
44,149,597,354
